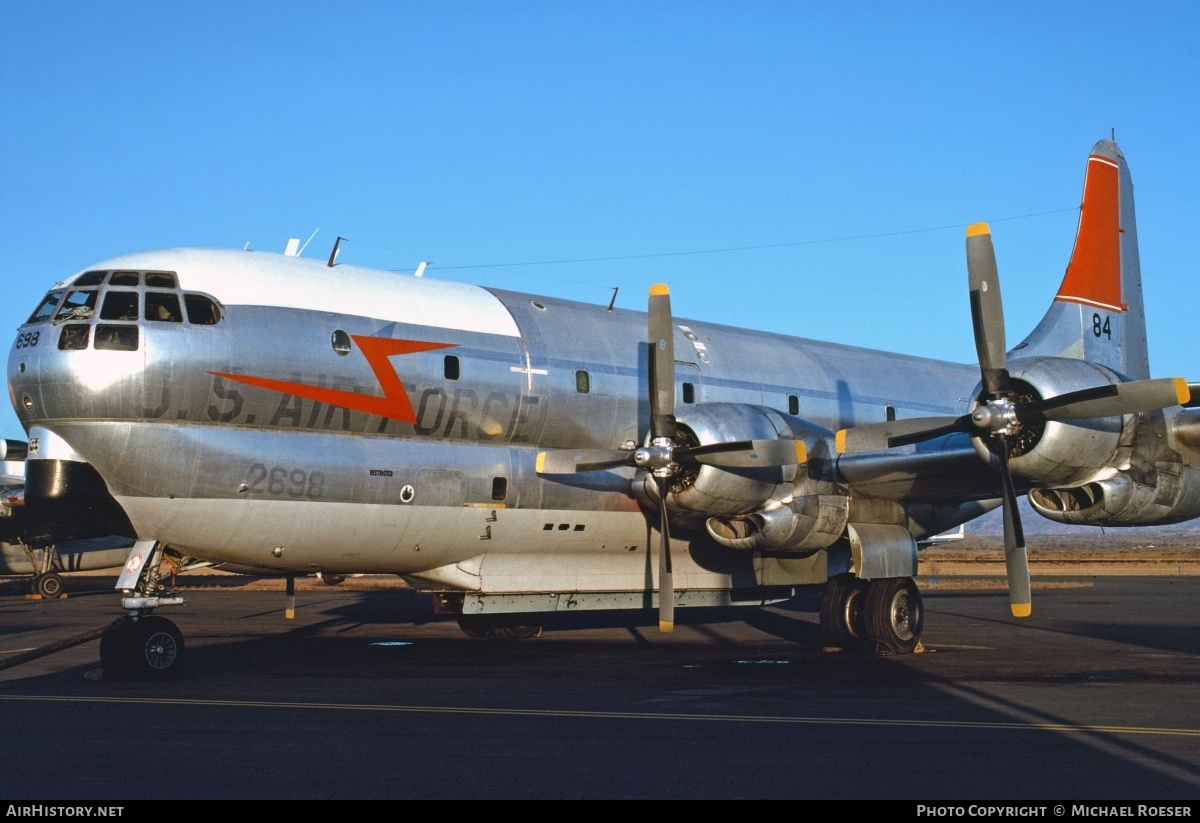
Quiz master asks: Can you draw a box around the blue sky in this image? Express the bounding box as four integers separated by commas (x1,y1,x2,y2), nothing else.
2,1,1197,439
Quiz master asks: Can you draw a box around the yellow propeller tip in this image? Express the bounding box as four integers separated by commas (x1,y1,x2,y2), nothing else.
795,440,807,463
966,222,991,237
659,621,675,633
834,430,847,454
1011,603,1031,618
1174,377,1190,405
649,283,670,296
535,452,546,473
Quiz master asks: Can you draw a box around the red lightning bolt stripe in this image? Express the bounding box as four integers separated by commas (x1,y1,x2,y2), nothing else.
208,335,456,425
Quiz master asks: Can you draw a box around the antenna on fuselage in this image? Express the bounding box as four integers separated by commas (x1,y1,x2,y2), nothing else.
606,287,618,312
297,228,319,257
414,262,427,277
284,238,300,256
327,236,343,268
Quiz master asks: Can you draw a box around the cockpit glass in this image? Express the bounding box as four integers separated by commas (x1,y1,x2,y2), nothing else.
145,271,177,289
74,271,107,287
144,292,182,323
27,291,65,324
54,290,98,322
184,294,222,325
110,271,140,286
100,291,139,321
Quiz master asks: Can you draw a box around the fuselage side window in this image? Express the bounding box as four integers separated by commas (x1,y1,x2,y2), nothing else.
57,324,89,350
55,290,98,322
109,271,140,287
95,325,139,351
145,271,177,289
183,294,222,325
100,291,139,321
27,291,65,324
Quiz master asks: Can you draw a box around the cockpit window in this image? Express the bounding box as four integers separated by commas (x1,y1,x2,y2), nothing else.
27,291,65,324
184,294,222,325
74,271,107,287
145,271,177,289
95,325,139,351
54,290,98,322
144,292,182,323
110,271,140,286
58,324,90,350
100,291,139,321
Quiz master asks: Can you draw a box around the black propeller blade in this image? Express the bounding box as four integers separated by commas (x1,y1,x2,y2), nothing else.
838,223,1188,618
534,284,808,633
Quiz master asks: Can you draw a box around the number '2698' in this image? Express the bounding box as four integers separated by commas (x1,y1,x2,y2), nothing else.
14,331,40,349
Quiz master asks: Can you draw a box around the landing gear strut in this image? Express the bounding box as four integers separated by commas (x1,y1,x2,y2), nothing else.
101,539,190,680
819,575,924,654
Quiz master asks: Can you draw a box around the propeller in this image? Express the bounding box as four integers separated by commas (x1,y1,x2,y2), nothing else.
836,223,1189,618
536,284,806,633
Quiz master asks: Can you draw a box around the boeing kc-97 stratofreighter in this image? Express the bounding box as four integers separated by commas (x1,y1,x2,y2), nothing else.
8,139,1199,679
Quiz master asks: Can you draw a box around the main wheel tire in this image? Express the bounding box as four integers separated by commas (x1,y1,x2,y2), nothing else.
819,573,868,650
99,618,135,680
864,577,924,654
321,573,346,586
33,573,63,598
458,615,543,640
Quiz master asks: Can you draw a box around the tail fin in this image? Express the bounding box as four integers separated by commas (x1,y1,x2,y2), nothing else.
1011,139,1150,380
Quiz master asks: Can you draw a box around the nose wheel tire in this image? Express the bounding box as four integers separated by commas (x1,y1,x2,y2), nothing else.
864,577,924,654
100,615,185,680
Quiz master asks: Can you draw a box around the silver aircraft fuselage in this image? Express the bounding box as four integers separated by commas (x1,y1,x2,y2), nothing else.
8,248,987,591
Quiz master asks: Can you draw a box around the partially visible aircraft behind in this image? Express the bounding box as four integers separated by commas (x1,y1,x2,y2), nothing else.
0,438,136,597
7,139,1199,679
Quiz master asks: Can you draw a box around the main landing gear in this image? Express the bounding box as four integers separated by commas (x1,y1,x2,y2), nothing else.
31,571,64,599
820,573,923,654
457,614,544,640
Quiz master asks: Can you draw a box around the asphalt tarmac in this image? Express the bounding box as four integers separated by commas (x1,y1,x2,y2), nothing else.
1,573,1198,800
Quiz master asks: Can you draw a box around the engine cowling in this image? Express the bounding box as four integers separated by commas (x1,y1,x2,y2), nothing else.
974,357,1136,488
1029,463,1200,526
634,403,849,553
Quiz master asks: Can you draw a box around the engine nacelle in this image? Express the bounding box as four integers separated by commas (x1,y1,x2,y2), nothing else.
705,493,849,553
647,403,814,516
1029,463,1200,526
974,357,1135,488
634,403,852,553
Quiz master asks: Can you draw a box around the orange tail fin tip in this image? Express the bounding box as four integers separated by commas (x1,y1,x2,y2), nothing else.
1056,150,1126,312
